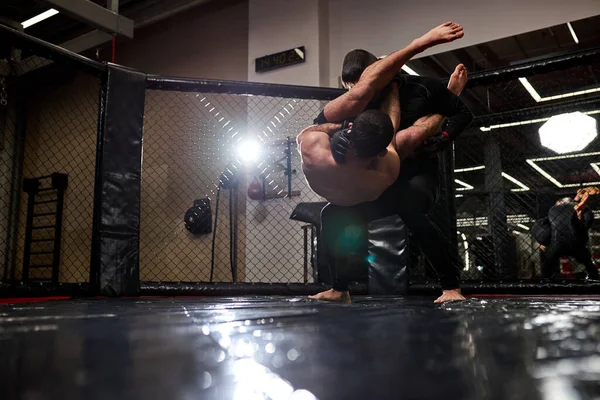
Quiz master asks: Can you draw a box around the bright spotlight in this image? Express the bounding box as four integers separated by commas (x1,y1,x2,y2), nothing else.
539,112,597,154
236,139,262,164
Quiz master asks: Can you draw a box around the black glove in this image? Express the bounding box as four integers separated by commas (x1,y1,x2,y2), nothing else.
415,133,450,157
330,120,352,164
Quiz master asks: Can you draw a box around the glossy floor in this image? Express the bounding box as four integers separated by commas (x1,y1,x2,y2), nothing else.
1,296,600,399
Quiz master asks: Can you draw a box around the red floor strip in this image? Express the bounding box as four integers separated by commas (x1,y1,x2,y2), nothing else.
0,296,71,305
470,294,600,299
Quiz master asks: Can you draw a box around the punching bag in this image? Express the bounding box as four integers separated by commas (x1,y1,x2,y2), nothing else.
184,198,212,235
247,177,263,200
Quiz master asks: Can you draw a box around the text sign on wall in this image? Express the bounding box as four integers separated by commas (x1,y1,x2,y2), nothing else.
255,46,306,73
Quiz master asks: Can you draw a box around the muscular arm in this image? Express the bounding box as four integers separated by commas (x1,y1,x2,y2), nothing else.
429,80,473,140
394,114,445,160
296,123,342,147
322,21,466,123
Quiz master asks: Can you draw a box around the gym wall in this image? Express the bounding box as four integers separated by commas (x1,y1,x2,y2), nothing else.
16,73,99,283
116,0,249,81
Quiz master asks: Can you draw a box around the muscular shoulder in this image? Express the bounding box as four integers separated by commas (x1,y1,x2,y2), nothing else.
298,129,335,169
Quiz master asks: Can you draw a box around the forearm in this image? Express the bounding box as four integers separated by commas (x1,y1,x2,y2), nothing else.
394,114,444,159
358,40,425,92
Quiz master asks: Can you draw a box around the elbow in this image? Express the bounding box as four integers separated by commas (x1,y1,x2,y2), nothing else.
350,84,376,108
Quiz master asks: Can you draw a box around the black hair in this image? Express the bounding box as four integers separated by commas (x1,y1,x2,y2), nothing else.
351,110,394,159
341,49,378,84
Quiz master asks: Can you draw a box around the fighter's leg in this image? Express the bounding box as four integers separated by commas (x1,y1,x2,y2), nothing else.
311,202,388,302
541,244,563,278
394,64,468,159
391,168,465,302
572,245,600,280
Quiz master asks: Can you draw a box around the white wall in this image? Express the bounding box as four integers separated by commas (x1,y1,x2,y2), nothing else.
248,0,324,86
117,0,249,80
328,0,600,87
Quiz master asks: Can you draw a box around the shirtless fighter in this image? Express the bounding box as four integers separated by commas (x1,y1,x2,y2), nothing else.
297,23,473,303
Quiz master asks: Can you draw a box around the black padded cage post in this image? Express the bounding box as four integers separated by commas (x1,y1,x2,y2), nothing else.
90,64,146,296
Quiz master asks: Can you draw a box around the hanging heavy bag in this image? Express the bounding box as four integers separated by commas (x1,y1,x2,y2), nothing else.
184,198,212,235
247,177,263,200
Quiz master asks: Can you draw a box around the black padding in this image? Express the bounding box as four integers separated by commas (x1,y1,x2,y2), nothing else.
184,199,212,235
290,202,328,227
92,63,145,296
367,215,409,295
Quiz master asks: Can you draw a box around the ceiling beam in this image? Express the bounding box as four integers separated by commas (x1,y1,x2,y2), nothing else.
41,0,134,38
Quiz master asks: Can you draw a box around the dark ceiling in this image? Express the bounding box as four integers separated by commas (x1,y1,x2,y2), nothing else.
0,0,214,45
408,14,600,209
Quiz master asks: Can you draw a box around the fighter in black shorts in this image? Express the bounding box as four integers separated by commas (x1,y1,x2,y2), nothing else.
312,51,473,303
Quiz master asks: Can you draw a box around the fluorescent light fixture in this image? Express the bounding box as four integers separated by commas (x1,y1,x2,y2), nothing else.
455,179,474,191
539,112,597,154
592,163,600,177
379,55,419,76
567,22,579,44
480,110,600,132
401,65,419,76
454,167,530,192
512,230,521,235
517,223,530,231
519,76,600,103
457,231,470,271
526,151,600,188
22,9,59,28
518,78,542,102
457,214,533,228
502,172,530,192
454,166,485,173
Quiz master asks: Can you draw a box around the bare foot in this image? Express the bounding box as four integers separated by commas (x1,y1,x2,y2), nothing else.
308,289,351,303
434,289,466,303
418,22,464,49
447,64,468,96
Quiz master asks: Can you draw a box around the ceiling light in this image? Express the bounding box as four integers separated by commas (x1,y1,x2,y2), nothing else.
379,54,419,76
592,163,600,177
519,76,600,103
401,65,419,76
22,9,59,29
517,223,530,231
502,172,530,192
539,111,597,154
454,166,485,172
454,167,529,192
526,151,600,188
519,78,542,102
455,179,474,191
567,22,579,44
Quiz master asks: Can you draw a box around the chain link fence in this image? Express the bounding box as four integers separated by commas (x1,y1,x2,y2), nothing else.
409,59,600,285
3,23,599,293
141,89,327,284
0,39,100,286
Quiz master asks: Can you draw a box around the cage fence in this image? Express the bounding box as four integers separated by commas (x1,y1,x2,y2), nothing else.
2,21,600,296
408,57,600,286
141,89,328,285
1,33,101,289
